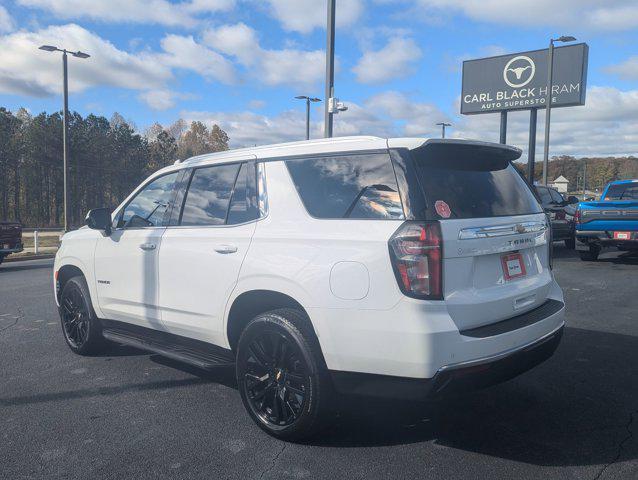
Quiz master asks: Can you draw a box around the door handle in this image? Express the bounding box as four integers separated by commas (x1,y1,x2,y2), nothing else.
214,244,238,254
139,243,156,251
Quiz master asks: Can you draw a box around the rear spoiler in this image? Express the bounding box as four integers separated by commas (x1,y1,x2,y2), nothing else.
412,139,522,169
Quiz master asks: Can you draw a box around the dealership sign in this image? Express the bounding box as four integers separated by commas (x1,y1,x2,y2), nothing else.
461,43,588,114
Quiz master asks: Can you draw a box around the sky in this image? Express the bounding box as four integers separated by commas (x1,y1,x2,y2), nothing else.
0,0,637,160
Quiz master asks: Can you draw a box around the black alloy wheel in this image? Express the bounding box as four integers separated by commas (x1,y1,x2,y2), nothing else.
61,282,90,348
58,276,105,355
236,309,332,441
244,331,308,427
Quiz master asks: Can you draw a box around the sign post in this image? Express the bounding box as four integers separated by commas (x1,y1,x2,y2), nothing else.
461,44,588,182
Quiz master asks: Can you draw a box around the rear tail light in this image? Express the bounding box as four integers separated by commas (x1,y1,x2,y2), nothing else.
388,222,443,300
574,208,582,224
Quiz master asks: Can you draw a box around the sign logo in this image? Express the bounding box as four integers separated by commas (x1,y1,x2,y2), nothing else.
503,55,535,88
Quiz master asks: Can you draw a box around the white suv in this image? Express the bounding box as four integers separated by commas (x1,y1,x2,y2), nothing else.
54,136,565,440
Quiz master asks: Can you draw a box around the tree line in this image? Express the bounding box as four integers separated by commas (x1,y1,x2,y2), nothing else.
515,155,638,193
0,108,229,227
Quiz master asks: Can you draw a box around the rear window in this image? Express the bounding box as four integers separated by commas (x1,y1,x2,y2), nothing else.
285,153,404,220
604,183,638,200
411,146,542,219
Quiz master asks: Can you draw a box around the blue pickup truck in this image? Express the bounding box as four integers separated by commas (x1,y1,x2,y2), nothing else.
575,179,638,261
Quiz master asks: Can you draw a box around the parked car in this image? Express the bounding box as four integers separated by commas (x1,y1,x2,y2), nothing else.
534,186,579,249
54,137,565,440
575,179,638,261
0,221,23,265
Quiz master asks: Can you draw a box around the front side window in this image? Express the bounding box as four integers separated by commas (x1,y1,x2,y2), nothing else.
119,172,179,228
285,153,404,220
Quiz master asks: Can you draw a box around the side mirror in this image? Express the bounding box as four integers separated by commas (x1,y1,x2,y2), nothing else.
567,195,579,204
86,208,112,235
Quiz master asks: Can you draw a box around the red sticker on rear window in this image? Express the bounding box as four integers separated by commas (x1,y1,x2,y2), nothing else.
435,200,451,218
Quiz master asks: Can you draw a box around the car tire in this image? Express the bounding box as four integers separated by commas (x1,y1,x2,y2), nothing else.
564,237,576,249
579,247,600,261
58,276,106,355
236,308,333,441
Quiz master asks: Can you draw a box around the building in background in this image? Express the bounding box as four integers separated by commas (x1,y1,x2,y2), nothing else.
549,175,570,193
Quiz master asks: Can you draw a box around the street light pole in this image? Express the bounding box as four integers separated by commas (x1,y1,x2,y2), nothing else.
295,96,321,140
436,122,452,139
39,45,90,232
324,0,336,138
62,51,69,233
542,35,576,186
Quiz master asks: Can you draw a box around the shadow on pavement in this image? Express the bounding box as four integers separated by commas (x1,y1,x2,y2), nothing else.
0,262,53,273
308,326,638,468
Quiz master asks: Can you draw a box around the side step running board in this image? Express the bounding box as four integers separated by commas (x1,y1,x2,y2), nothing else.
102,329,235,370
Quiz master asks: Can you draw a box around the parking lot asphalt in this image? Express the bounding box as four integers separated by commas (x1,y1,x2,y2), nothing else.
1,247,637,480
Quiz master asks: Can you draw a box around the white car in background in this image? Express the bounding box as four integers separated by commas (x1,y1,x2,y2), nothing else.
54,136,565,441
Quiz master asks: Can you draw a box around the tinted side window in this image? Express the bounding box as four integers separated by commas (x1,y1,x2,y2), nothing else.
227,162,259,225
120,172,179,228
285,153,404,220
537,187,552,206
549,189,564,203
180,164,240,226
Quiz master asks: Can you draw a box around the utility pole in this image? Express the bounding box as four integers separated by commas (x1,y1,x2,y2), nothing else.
582,161,587,200
324,0,336,138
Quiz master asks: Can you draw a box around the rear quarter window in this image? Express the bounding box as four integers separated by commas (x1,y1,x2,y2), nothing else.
285,153,404,220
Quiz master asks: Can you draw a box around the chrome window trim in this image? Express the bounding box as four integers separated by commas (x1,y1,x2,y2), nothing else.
459,220,548,240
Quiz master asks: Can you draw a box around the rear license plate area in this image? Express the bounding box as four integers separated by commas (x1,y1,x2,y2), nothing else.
501,252,526,280
613,231,631,240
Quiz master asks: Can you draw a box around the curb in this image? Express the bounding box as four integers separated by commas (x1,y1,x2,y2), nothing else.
3,254,56,263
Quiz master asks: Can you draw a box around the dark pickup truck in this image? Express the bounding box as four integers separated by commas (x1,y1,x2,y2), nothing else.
0,222,23,264
575,180,638,260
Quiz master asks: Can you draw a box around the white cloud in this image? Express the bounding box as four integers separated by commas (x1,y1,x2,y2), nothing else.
139,90,197,110
411,0,638,30
0,24,171,97
184,91,447,147
203,23,324,87
265,0,363,33
0,24,234,102
0,6,14,33
605,56,638,81
184,87,638,158
159,34,236,84
454,87,638,158
17,0,235,27
353,37,422,84
184,109,311,146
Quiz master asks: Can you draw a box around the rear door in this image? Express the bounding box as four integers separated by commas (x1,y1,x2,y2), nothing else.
157,158,259,345
409,141,551,331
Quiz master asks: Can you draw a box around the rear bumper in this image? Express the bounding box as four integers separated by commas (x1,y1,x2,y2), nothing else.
331,325,563,400
0,242,23,255
576,230,638,251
